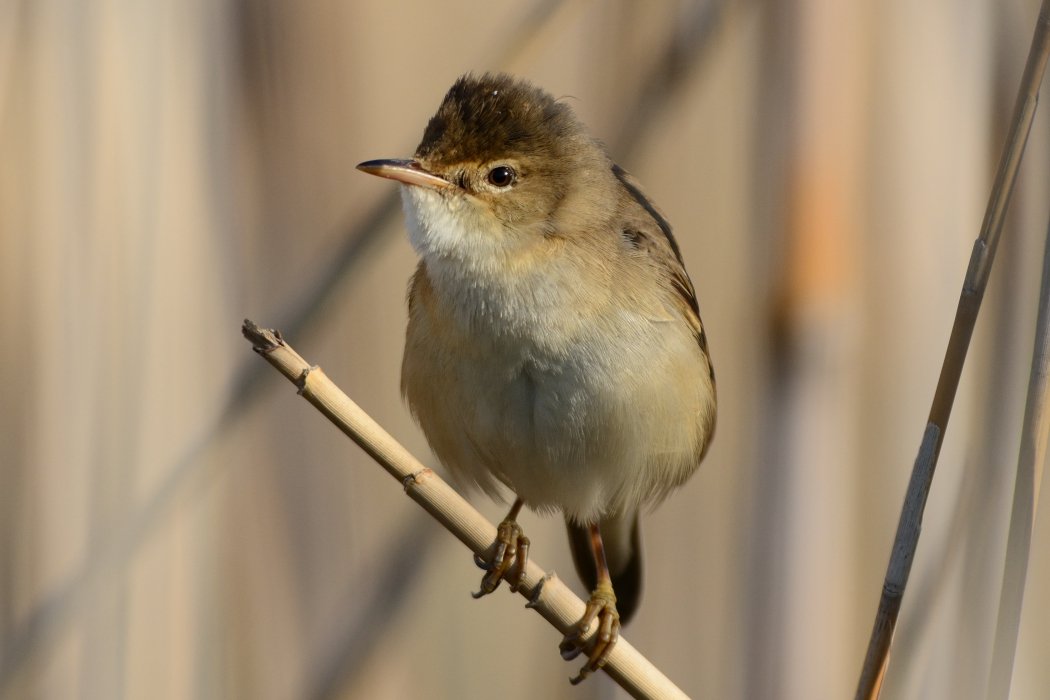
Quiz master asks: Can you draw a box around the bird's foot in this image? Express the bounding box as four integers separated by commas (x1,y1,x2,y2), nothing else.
559,581,620,684
471,517,530,597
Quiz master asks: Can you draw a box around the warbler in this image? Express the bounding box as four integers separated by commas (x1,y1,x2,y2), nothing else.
357,73,716,683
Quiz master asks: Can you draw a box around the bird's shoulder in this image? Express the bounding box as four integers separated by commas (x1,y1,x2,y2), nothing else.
610,164,711,364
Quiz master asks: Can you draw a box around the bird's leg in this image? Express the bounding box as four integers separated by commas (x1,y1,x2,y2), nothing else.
559,523,621,684
472,497,530,597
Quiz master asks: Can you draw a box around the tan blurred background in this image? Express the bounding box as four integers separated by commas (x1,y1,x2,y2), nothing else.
1,0,1050,698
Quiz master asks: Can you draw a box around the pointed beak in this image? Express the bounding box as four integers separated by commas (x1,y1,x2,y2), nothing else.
356,159,454,190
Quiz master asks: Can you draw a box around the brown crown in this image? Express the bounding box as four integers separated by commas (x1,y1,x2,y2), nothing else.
415,73,582,167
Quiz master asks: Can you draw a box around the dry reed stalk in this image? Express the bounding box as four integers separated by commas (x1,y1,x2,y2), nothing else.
984,214,1050,700
241,320,690,700
854,3,1050,699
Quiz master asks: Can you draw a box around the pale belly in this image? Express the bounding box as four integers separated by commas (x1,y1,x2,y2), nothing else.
402,306,714,523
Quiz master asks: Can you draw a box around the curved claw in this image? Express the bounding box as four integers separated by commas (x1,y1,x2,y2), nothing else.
560,643,584,661
470,518,529,600
561,583,620,684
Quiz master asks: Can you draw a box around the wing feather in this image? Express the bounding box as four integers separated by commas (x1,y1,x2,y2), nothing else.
612,164,713,380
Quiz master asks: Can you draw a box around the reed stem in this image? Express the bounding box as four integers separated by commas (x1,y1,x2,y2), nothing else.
854,3,1050,698
241,319,689,700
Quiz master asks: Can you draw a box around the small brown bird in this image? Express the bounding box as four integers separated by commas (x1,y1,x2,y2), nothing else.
358,73,715,683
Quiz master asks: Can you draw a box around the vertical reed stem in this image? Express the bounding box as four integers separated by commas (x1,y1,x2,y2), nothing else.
854,3,1050,698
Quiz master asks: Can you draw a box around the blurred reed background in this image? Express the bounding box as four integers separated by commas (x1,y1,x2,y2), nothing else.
0,0,1049,698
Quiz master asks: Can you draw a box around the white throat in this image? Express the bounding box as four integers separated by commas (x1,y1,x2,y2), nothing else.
400,184,573,340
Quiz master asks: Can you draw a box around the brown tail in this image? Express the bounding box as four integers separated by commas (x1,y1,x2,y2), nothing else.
566,510,643,624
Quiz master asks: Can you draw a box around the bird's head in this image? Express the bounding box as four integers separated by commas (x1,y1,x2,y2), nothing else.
358,73,613,265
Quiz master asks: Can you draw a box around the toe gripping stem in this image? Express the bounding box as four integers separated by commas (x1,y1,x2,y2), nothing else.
561,582,621,684
471,499,530,598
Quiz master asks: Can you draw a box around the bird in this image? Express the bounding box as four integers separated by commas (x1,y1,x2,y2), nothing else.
357,73,716,684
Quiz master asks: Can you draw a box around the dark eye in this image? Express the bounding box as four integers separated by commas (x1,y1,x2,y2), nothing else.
487,166,515,187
